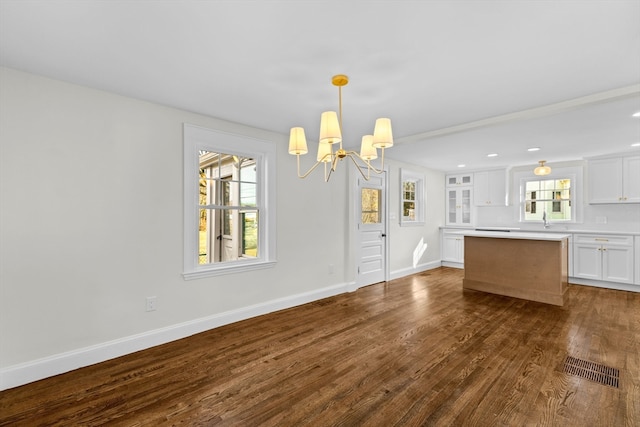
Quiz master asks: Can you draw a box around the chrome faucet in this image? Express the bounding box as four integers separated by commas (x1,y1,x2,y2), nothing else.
543,211,550,228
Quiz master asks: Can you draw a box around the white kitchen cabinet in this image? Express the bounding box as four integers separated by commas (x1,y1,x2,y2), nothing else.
446,187,473,226
588,155,640,204
474,169,507,206
446,173,473,187
573,234,635,284
442,231,465,267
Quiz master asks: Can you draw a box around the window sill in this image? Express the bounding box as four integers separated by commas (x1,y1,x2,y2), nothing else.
183,260,277,280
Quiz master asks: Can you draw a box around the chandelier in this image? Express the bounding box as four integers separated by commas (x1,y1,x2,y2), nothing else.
288,74,393,181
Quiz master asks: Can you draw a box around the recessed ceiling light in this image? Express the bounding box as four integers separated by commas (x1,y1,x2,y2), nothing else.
632,142,640,147
457,164,466,168
633,111,640,118
487,153,498,157
527,147,541,152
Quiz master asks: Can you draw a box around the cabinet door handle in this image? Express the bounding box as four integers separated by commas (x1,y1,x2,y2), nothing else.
595,238,609,242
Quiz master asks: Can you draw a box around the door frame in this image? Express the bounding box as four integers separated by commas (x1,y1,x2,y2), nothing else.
349,166,390,291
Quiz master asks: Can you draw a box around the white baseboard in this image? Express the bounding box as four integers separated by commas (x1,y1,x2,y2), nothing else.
441,261,464,269
389,260,442,281
0,282,350,391
569,278,640,293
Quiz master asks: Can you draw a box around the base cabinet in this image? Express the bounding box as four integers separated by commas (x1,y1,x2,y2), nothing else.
442,231,465,267
573,234,635,285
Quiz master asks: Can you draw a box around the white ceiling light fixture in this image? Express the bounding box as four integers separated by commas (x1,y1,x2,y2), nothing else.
632,111,640,117
288,74,393,182
487,153,498,157
527,147,541,152
534,160,552,176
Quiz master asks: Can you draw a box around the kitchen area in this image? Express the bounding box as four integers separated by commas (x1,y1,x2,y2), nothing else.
441,153,640,302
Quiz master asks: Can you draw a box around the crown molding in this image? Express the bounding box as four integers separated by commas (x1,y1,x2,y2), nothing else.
396,84,640,145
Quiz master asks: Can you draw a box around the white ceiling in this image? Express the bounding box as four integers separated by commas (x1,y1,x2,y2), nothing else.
1,0,639,172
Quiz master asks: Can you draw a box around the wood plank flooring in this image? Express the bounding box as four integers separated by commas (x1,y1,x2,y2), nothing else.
1,267,638,426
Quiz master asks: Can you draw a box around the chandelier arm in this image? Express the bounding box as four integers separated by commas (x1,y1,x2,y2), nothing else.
345,150,385,174
331,152,341,172
344,153,376,181
296,154,332,179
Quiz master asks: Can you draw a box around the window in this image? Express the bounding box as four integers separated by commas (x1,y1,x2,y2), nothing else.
400,169,425,226
523,178,572,222
184,124,276,279
198,152,258,264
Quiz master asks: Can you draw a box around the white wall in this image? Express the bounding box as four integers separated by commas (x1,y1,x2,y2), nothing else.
0,67,443,389
386,160,445,278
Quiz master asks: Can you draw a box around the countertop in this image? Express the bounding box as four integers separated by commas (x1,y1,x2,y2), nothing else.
441,226,640,236
448,230,571,241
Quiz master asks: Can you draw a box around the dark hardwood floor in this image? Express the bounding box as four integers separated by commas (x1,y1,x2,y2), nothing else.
1,267,638,426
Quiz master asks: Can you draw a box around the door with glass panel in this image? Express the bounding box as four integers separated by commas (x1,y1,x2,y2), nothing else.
356,173,387,287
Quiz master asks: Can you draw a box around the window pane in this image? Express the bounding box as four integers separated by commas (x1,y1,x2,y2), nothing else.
240,182,257,207
403,201,415,219
361,188,381,224
242,211,258,257
240,161,257,183
198,208,209,265
523,178,572,221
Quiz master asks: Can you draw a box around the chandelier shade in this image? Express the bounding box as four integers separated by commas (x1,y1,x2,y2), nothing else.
360,135,377,160
372,118,394,148
534,160,551,176
289,74,393,181
317,141,332,163
288,127,308,155
319,111,342,145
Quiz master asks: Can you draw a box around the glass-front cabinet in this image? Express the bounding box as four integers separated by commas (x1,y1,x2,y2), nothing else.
446,187,473,226
447,173,473,186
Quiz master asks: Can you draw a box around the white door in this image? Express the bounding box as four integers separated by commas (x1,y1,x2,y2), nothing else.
356,173,387,287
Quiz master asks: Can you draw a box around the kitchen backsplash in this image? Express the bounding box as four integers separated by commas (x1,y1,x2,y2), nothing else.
474,203,640,233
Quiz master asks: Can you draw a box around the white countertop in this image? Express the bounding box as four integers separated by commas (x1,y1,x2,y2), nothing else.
449,230,571,241
441,226,640,237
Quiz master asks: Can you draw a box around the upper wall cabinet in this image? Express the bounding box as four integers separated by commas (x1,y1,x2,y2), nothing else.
474,169,507,206
446,173,473,187
588,155,640,204
446,186,473,226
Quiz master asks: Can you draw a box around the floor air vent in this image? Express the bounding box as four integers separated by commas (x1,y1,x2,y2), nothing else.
562,355,620,388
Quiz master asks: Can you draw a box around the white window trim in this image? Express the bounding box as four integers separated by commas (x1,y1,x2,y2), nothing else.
400,168,425,227
183,124,277,279
514,165,583,225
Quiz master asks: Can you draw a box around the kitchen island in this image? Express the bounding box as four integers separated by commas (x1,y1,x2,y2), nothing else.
453,230,571,306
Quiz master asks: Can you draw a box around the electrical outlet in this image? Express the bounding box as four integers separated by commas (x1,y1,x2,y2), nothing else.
146,296,157,312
